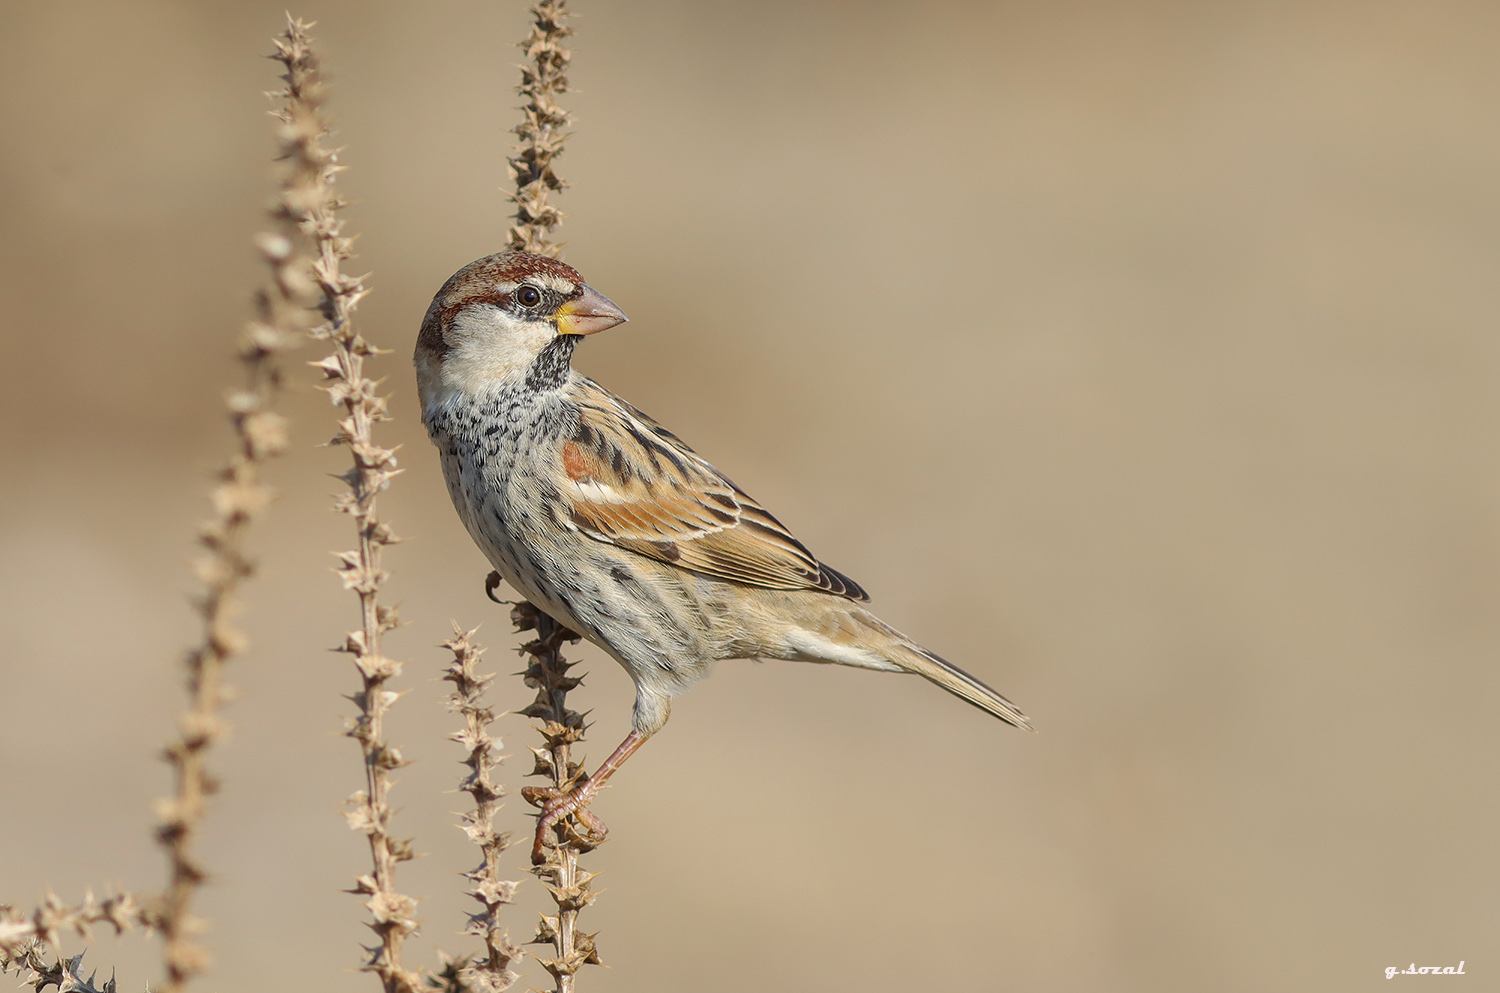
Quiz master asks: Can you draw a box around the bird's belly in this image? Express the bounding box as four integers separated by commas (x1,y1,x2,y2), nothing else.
447,460,570,618
437,431,726,690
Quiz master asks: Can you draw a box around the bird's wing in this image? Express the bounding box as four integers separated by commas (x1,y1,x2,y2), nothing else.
559,379,868,600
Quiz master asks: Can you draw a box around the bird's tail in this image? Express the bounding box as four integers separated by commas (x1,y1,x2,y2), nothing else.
891,642,1035,731
835,607,1034,731
775,601,1034,731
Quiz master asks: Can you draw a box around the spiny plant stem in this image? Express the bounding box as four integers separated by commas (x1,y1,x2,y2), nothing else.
507,0,573,256
267,17,418,993
512,602,602,993
150,27,322,989
2,19,319,989
500,4,602,989
1,892,149,989
442,627,523,991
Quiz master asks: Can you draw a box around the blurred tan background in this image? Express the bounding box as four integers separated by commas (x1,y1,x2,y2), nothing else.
2,1,1496,990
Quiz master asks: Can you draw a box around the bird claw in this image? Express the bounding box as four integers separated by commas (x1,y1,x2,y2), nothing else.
523,783,609,864
565,804,609,848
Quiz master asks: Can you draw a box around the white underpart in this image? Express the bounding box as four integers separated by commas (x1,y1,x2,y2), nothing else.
784,627,902,672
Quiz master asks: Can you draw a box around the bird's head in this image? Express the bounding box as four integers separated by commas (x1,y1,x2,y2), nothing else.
415,251,627,403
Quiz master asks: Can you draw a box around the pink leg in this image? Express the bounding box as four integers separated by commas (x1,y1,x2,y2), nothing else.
522,729,651,864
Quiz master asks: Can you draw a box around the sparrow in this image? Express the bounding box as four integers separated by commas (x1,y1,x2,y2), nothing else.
415,251,1032,862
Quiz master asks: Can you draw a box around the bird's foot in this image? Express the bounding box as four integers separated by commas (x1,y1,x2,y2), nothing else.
521,781,609,864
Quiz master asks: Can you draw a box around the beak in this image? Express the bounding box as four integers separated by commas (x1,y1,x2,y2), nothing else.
555,284,628,336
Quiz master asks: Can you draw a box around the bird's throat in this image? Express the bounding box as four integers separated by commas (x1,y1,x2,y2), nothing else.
524,334,581,392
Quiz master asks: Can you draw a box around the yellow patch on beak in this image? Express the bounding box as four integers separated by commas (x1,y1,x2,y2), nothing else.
556,284,629,336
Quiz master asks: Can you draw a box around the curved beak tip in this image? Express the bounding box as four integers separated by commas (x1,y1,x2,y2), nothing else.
557,284,629,336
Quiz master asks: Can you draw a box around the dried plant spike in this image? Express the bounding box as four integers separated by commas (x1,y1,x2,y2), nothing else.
0,892,151,982
3,16,336,992
4,15,320,990
2,948,121,993
511,600,603,993
267,16,421,993
138,18,339,991
506,0,573,256
442,625,523,991
497,8,610,985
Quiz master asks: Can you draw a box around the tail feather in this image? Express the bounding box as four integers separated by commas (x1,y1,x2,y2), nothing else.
777,602,1035,731
894,645,1035,732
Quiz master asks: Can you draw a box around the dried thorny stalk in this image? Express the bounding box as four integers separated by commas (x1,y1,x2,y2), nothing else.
152,73,317,990
498,4,604,990
1,892,149,990
506,0,573,256
265,18,416,993
511,602,602,992
425,10,586,989
1,29,318,989
442,628,524,992
3,947,118,993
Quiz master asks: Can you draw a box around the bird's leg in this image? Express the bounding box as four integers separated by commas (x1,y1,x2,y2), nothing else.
523,728,651,864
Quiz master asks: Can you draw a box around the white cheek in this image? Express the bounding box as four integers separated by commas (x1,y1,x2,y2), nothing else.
443,309,555,390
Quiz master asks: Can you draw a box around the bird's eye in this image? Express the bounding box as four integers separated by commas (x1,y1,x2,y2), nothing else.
516,285,542,308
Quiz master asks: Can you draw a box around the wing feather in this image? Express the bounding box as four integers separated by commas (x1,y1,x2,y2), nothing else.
560,379,869,601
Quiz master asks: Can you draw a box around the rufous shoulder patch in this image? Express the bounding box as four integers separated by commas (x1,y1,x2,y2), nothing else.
561,440,590,481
